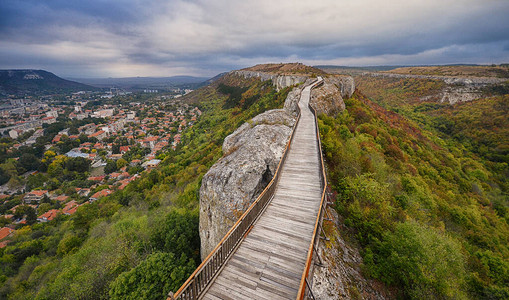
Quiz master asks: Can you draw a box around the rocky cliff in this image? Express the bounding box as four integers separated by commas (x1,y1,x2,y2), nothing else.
199,84,302,259
234,70,309,91
312,208,389,299
199,71,357,279
369,72,505,104
310,76,355,116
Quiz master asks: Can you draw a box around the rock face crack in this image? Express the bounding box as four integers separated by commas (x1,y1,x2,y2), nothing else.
254,164,272,196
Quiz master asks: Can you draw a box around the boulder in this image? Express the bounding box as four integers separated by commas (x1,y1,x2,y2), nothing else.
310,76,355,116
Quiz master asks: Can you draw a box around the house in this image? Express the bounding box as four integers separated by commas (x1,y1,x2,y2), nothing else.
41,116,56,124
89,189,112,202
109,172,121,180
142,159,161,170
142,136,159,149
89,130,107,140
130,159,141,166
76,188,91,197
52,134,63,143
62,201,79,215
65,150,89,159
119,146,130,154
37,209,59,222
0,227,14,241
24,190,49,203
87,176,105,182
109,154,123,160
54,195,69,202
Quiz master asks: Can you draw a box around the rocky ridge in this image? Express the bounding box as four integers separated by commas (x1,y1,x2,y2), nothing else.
369,72,505,104
310,76,355,116
234,70,309,91
199,69,365,298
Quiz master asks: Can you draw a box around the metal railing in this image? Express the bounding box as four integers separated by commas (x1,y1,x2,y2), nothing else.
170,95,303,300
296,80,329,300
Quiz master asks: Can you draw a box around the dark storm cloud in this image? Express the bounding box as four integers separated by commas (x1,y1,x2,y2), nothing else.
0,0,508,77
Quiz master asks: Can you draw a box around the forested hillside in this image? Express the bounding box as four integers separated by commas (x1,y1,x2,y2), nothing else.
0,73,292,299
319,85,508,298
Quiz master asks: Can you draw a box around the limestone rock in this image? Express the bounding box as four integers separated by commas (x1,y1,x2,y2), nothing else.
312,209,390,299
283,87,303,117
234,70,308,91
310,76,355,116
199,89,299,260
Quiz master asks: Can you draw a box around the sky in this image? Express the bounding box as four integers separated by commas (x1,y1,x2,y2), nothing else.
0,0,508,78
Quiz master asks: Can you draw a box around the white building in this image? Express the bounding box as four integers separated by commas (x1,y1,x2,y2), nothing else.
46,110,58,118
93,109,114,118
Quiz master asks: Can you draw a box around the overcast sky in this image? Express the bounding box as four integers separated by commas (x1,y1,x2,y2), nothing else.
1,0,508,78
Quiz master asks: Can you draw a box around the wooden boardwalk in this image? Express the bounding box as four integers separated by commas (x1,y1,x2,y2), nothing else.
201,82,323,300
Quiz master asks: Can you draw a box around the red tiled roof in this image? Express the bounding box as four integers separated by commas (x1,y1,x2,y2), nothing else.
54,195,69,202
28,190,48,197
63,201,79,215
89,130,105,137
90,189,112,199
38,209,59,221
0,227,14,240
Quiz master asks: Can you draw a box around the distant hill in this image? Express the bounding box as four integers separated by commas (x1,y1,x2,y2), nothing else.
385,65,509,78
71,75,209,91
0,69,95,96
317,64,509,78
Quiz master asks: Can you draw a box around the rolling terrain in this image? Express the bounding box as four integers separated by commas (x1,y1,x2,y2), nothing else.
0,70,95,96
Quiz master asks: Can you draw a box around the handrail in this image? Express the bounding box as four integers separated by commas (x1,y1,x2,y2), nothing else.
170,88,304,300
296,79,328,300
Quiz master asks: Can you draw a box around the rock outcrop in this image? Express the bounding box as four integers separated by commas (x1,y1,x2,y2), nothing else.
234,70,309,91
310,76,354,116
199,70,355,261
199,86,302,259
369,72,504,104
312,209,390,299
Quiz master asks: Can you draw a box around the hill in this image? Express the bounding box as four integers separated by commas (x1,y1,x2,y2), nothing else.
385,64,509,78
0,70,95,96
319,90,509,299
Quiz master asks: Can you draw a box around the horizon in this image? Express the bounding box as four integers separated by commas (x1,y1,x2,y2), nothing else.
3,62,508,80
1,0,508,78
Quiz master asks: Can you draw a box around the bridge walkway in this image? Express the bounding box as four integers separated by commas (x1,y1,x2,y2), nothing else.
200,82,323,300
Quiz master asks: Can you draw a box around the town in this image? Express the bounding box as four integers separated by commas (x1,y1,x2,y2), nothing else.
0,90,201,248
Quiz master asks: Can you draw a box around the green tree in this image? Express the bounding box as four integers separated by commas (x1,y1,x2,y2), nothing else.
150,210,200,262
116,158,127,170
104,160,118,174
109,252,195,300
367,222,467,299
18,153,41,173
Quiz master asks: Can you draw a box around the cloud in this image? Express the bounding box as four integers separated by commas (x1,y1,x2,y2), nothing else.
0,0,508,77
